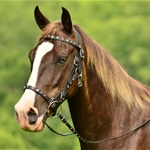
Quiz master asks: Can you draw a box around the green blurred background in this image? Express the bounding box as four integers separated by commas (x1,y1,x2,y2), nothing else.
0,1,150,149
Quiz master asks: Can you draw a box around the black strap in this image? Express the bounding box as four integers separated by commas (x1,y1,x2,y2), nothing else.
45,113,150,144
45,122,73,136
24,85,52,104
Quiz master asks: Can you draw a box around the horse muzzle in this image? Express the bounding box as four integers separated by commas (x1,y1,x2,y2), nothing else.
14,104,46,132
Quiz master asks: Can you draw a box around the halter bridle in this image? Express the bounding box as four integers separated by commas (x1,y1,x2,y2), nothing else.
24,31,84,116
24,31,150,144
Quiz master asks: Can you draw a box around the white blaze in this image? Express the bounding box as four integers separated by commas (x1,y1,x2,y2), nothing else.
15,42,54,110
27,42,54,86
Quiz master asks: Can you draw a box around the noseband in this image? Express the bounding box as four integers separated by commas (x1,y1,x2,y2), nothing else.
24,31,84,116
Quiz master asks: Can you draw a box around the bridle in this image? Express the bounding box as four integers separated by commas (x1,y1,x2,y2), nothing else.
24,31,150,144
24,31,84,116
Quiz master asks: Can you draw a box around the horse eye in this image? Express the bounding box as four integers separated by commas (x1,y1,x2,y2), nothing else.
59,57,67,64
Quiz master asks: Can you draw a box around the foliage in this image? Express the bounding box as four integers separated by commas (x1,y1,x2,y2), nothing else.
0,1,150,149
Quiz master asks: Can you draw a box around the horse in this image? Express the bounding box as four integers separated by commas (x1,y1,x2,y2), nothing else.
14,6,150,150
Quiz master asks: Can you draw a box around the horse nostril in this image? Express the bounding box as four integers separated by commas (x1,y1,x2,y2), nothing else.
27,108,38,125
15,111,19,122
15,111,18,117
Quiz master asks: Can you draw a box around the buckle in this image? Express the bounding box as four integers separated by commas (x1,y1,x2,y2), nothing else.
80,48,85,59
74,57,79,66
47,101,62,118
78,73,83,87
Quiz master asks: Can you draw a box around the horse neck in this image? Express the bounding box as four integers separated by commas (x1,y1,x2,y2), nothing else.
68,63,115,142
66,32,150,148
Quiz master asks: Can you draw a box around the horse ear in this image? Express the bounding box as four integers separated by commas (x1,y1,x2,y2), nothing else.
34,6,50,30
61,7,72,34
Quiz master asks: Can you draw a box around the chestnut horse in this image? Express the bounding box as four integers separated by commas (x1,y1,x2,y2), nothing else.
15,6,150,150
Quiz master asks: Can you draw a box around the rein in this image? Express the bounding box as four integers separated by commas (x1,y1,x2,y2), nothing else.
45,112,150,144
24,31,150,144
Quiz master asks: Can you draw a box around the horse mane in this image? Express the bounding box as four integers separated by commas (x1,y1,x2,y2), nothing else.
39,21,150,109
74,25,150,109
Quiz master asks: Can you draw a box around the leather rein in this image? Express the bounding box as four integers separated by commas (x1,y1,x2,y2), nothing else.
24,31,150,144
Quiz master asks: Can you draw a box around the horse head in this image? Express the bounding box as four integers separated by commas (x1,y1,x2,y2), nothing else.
14,6,84,132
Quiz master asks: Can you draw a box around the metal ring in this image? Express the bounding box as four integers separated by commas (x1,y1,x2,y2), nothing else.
75,68,79,74
47,101,62,119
